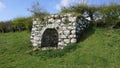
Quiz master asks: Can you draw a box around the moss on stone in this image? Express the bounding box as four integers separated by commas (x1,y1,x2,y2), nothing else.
64,18,70,24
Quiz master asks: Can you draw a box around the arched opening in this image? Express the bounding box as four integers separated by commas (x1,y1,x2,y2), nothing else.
41,28,58,47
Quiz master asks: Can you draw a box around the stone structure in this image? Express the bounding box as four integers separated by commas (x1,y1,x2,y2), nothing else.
31,13,89,50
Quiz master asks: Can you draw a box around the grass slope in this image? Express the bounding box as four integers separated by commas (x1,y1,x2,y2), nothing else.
0,28,120,68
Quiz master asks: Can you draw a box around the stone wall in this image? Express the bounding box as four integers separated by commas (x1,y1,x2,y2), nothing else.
31,13,89,50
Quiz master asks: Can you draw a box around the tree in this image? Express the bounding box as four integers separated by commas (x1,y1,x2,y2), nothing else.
61,7,72,13
28,0,49,19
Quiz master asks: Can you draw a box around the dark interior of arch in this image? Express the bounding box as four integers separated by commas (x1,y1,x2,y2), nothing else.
41,28,58,47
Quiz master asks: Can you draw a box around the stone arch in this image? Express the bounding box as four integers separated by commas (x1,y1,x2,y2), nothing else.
41,28,58,48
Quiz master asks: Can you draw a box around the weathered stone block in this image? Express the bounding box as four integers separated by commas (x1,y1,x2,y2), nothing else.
71,39,76,43
64,30,70,35
63,26,67,30
67,26,73,30
33,43,38,47
60,35,66,38
68,35,76,38
64,39,70,44
62,18,66,22
33,21,37,25
69,17,76,22
56,19,61,23
34,37,39,41
71,30,76,34
58,42,64,46
58,31,63,34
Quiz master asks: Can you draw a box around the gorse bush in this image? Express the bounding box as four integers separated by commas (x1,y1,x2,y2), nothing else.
12,17,32,32
0,21,13,33
96,4,120,28
0,17,32,33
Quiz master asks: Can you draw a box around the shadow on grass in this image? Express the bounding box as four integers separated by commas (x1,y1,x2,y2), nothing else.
28,43,79,60
78,27,95,42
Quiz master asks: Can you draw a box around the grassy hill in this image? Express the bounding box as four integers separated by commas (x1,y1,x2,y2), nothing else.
0,28,120,68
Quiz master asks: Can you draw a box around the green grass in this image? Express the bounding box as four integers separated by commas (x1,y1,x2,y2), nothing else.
0,28,120,68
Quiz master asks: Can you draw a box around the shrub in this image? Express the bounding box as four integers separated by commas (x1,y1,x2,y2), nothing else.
24,17,33,31
97,4,120,28
0,21,13,33
12,17,26,31
0,17,33,33
12,17,33,32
